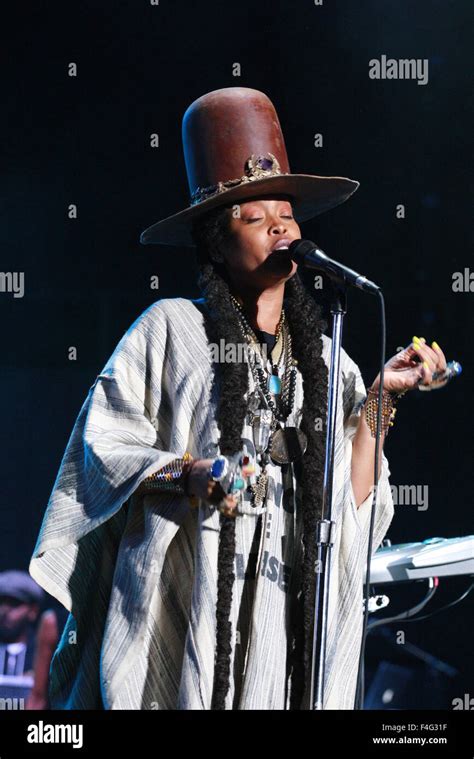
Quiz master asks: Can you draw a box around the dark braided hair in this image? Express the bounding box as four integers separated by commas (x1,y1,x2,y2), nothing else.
191,204,329,710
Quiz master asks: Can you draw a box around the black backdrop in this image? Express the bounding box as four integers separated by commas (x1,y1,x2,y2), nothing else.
1,0,472,704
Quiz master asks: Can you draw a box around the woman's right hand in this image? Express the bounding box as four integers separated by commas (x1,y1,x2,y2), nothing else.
187,459,239,518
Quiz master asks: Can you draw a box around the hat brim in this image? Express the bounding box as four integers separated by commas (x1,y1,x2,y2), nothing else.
139,174,359,247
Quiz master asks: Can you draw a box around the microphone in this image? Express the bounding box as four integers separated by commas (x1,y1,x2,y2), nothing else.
418,360,462,391
288,239,381,295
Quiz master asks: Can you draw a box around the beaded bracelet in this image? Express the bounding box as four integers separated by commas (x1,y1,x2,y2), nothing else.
365,388,407,438
140,451,195,496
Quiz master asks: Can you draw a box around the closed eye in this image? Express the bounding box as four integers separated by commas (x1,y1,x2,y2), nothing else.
246,214,293,222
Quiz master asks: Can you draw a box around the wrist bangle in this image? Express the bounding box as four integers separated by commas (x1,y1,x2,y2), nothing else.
140,452,195,495
365,388,406,438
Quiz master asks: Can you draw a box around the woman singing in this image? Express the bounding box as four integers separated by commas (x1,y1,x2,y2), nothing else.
30,87,448,710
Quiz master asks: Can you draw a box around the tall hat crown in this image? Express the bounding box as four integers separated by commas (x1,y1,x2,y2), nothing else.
140,87,358,247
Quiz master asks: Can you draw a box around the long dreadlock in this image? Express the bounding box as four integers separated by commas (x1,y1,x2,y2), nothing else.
191,204,329,710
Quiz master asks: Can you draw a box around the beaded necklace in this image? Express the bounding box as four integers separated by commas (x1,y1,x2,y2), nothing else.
229,294,307,508
229,295,297,413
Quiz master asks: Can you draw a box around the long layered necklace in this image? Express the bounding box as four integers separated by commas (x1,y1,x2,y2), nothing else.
230,294,308,508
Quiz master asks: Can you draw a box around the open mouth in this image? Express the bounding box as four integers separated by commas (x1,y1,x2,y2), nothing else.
270,238,292,253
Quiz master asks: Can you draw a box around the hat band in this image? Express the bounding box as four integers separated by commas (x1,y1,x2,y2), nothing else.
189,153,288,206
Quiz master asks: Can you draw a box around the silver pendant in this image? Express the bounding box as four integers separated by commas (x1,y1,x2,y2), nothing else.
269,426,308,464
252,409,273,454
247,390,261,413
250,470,268,508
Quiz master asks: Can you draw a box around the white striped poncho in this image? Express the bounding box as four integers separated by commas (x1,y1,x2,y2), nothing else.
29,296,394,710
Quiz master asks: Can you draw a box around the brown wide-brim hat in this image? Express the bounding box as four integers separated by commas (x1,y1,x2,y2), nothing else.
140,87,359,248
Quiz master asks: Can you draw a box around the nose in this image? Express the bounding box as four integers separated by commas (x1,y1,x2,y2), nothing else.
270,219,287,234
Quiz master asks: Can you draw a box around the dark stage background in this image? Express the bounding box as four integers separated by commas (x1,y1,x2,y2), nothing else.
1,0,472,707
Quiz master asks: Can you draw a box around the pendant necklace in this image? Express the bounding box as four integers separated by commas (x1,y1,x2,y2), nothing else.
230,295,308,508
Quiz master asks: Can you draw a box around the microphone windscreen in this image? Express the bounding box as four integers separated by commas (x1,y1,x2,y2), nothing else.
288,239,316,262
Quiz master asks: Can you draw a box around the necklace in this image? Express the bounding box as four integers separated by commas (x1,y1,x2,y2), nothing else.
229,294,293,415
229,294,285,353
229,294,308,508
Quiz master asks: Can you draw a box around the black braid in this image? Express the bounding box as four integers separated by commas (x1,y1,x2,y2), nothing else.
191,205,328,710
196,261,248,710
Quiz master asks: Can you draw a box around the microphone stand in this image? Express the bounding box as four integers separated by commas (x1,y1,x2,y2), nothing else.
309,279,347,710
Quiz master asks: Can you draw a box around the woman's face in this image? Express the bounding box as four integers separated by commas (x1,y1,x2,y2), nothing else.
221,196,300,292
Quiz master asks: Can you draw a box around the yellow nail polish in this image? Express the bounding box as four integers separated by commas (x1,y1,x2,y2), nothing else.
423,361,429,368
432,341,440,351
413,344,421,351
419,337,426,343
412,335,419,343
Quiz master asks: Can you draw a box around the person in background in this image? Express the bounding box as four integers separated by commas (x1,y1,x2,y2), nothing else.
0,569,67,709
25,603,69,709
0,570,44,678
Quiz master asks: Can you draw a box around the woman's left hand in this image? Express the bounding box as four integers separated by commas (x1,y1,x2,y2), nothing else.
369,336,447,394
